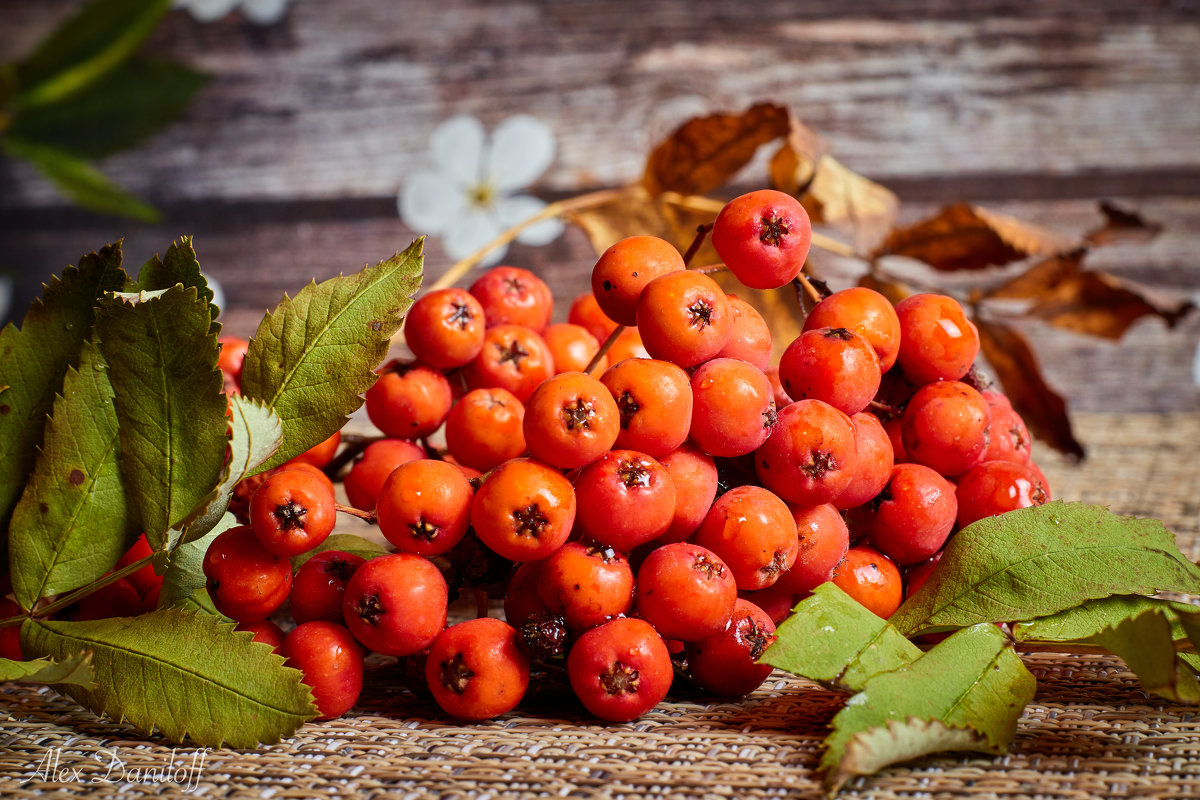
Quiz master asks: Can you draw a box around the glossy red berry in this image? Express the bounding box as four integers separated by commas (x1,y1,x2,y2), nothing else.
567,617,672,722
715,295,772,370
444,387,526,473
636,543,737,642
689,358,777,458
463,324,555,403
776,503,850,594
114,533,162,596
543,323,606,374
343,438,426,511
654,442,718,544
832,546,903,619
249,468,337,557
235,619,286,654
342,553,447,656
377,459,474,557
834,412,895,510
867,463,957,566
894,293,980,385
404,287,486,369
803,287,901,373
754,399,858,507
523,372,620,469
693,486,798,591
600,357,693,458
955,460,1050,529
901,380,991,477
471,458,577,561
573,449,676,551
203,525,292,622
685,598,777,697
425,617,531,721
62,578,141,621
569,291,621,344
712,189,812,290
636,271,733,368
470,266,553,331
291,550,366,625
982,400,1033,465
538,541,635,631
778,327,881,416
591,235,686,326
282,621,364,720
287,430,341,470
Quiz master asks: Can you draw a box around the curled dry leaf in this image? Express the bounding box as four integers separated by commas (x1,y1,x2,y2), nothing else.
1085,200,1164,247
565,187,721,265
975,318,1084,460
986,249,1087,301
857,272,914,306
642,102,790,197
770,116,898,255
1029,270,1194,340
874,203,1075,272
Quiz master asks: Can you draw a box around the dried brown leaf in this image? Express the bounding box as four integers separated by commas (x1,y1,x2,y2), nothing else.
1030,271,1195,340
770,117,899,255
858,272,915,306
875,204,1074,272
1085,201,1164,247
642,103,791,197
986,249,1086,301
975,318,1084,460
564,188,719,262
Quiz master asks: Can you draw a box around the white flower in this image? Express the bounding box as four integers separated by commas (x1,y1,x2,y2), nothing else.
400,114,564,266
174,0,293,25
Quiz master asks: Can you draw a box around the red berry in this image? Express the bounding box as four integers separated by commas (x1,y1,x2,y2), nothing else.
712,189,812,290
982,401,1033,465
955,460,1050,529
503,560,550,630
685,598,777,697
905,552,942,600
803,288,901,373
471,458,577,562
62,578,141,621
282,621,364,720
249,468,337,557
867,463,957,566
543,323,607,374
538,541,635,631
343,439,426,511
778,327,881,416
574,450,676,551
0,598,23,660
218,336,249,382
444,388,526,473
365,360,453,439
776,503,849,594
689,358,777,458
600,357,693,458
567,618,672,722
894,293,979,385
291,550,366,625
606,327,650,362
591,235,685,327
693,486,798,591
636,271,733,368
235,619,287,654
470,266,553,332
425,617,530,721
377,459,474,557
715,295,773,370
754,399,858,507
901,380,991,477
523,372,620,469
203,525,292,622
655,442,718,544
635,543,737,642
832,546,903,619
404,287,486,369
287,430,341,470
114,533,162,596
569,291,620,344
463,324,555,403
834,412,895,510
342,553,447,656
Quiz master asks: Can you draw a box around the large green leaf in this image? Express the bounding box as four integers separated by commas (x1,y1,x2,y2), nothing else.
762,583,920,691
21,609,317,747
14,0,172,108
241,241,423,472
0,244,126,563
890,502,1200,636
9,339,131,609
158,514,237,610
0,651,95,688
1012,595,1195,643
178,395,281,545
2,139,158,222
822,624,1035,794
135,237,221,332
1089,609,1200,704
9,58,207,160
95,286,227,548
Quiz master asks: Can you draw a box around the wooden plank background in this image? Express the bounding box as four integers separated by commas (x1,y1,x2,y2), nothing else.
1,0,1198,417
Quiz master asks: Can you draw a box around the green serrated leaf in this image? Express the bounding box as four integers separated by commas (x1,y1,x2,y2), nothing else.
95,285,227,548
291,533,389,570
14,0,172,108
1090,609,1200,704
762,583,920,691
0,244,126,561
241,241,423,472
159,513,237,610
180,396,281,545
1012,595,1195,643
9,339,131,609
176,588,227,618
135,237,220,334
822,624,1035,795
9,58,208,159
890,502,1200,637
21,609,317,747
2,139,159,222
0,651,95,688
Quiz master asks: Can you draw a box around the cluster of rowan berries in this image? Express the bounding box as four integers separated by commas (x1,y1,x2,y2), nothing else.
202,189,1050,724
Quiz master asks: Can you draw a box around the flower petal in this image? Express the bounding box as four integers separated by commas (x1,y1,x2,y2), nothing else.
487,115,556,192
400,170,466,234
497,195,565,247
241,0,292,25
443,208,506,267
181,0,240,22
431,115,486,185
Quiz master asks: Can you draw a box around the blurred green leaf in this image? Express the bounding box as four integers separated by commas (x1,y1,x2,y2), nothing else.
2,139,158,222
13,0,172,108
0,651,95,688
9,59,207,160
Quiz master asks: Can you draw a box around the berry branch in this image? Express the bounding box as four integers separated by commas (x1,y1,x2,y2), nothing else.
335,503,378,524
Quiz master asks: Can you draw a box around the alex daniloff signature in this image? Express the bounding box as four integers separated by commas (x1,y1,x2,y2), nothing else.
23,746,207,792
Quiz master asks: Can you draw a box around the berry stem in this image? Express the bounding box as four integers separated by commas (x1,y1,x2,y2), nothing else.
474,588,490,620
323,434,381,479
584,324,626,375
335,503,378,524
30,553,158,620
681,223,715,268
795,271,824,306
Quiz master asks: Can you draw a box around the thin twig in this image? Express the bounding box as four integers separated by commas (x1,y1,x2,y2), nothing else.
796,269,824,306
336,503,377,524
682,223,715,267
32,554,157,620
585,324,626,375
